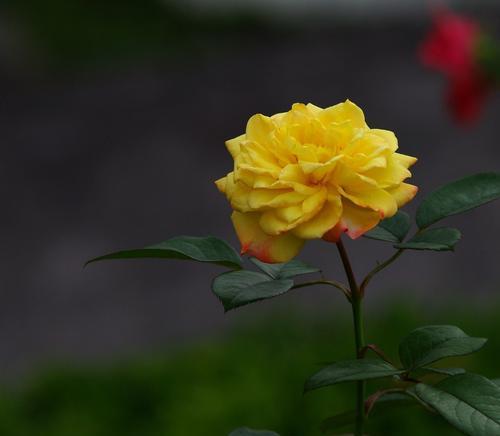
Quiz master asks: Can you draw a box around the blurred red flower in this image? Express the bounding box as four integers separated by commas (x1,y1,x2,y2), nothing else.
419,9,490,124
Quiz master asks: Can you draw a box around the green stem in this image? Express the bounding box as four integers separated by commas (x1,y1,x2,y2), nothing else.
361,228,427,294
360,248,404,295
351,295,365,435
291,279,351,301
336,239,365,436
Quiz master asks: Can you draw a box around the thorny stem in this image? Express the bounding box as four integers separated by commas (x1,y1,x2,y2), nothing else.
360,344,394,365
364,388,405,417
361,228,426,294
336,239,365,436
366,387,436,416
360,249,404,295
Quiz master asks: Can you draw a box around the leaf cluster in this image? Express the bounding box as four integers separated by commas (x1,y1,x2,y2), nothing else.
308,325,496,436
86,172,500,435
365,172,500,252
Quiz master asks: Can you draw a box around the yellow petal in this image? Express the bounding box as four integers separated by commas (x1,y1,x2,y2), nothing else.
393,153,418,168
292,196,342,239
387,183,418,207
274,205,303,223
225,134,245,159
319,100,367,129
363,157,412,188
231,211,304,263
259,210,292,235
248,189,304,210
279,164,318,195
215,176,227,193
324,121,355,153
240,141,281,172
357,156,387,172
224,173,252,212
339,186,397,218
288,103,313,121
245,114,274,145
279,164,308,184
257,186,327,235
333,163,378,191
234,166,289,190
302,187,327,214
237,163,279,177
371,129,398,152
300,155,342,182
295,144,319,164
259,188,326,235
306,102,323,114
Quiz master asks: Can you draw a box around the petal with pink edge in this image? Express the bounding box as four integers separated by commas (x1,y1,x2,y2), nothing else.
231,211,305,263
323,200,380,242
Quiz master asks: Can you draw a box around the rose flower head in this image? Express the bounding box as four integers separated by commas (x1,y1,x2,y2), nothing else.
216,101,417,263
419,9,493,124
419,9,479,77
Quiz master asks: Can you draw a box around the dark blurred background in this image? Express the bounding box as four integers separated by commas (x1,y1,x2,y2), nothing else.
1,0,500,434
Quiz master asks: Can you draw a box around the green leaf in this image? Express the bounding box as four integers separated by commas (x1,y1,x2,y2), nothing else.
364,211,411,243
320,393,414,434
86,235,242,269
304,359,404,393
249,258,320,279
212,270,293,312
416,172,500,229
399,325,487,370
415,373,500,436
394,227,461,251
229,428,279,436
420,367,466,376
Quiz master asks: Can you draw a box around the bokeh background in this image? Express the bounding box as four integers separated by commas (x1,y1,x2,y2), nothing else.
1,0,500,434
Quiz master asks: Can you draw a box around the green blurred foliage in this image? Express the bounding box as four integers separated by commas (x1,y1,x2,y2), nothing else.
1,301,499,435
477,35,500,82
4,0,271,67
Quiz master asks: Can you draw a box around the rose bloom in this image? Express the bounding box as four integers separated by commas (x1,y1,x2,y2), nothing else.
419,9,490,124
216,101,417,263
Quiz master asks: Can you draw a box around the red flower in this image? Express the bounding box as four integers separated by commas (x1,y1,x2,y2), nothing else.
419,9,491,124
447,71,489,124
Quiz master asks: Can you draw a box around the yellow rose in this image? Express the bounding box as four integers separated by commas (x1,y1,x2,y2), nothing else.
216,101,417,263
